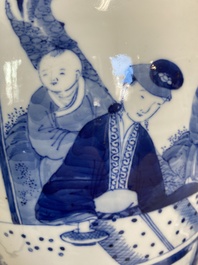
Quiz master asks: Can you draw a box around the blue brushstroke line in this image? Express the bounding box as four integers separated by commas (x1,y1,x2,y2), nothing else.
123,65,133,84
17,0,24,16
0,104,21,224
27,0,40,22
141,213,174,251
152,240,197,265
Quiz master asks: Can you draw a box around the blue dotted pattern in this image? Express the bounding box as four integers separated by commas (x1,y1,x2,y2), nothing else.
2,230,66,257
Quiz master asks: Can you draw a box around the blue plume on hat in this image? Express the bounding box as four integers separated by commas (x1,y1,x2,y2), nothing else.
123,65,133,84
110,54,133,84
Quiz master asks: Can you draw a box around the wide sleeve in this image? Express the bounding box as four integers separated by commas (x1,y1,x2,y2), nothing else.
28,89,78,160
129,126,166,213
35,115,110,224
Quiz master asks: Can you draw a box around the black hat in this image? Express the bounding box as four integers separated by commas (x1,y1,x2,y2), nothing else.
132,59,184,99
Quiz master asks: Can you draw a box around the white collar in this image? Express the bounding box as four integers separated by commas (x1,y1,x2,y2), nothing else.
118,110,136,138
48,77,85,117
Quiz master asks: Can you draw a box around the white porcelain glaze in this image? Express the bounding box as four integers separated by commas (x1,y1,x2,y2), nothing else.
0,0,197,264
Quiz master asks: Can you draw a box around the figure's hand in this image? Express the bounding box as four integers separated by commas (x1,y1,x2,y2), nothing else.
78,218,96,233
94,189,138,213
185,177,193,184
185,177,198,184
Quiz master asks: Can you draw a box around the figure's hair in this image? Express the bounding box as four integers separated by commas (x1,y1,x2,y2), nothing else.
48,49,69,57
39,49,82,73
132,78,171,101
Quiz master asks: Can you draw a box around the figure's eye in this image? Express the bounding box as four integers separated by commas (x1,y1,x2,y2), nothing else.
156,101,163,106
140,95,145,99
60,72,65,75
42,73,48,77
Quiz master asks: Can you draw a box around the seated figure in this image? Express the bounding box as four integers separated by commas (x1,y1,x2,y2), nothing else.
35,59,198,244
28,49,114,185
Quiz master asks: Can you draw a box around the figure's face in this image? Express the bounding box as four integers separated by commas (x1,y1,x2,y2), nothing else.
39,51,81,98
123,82,166,122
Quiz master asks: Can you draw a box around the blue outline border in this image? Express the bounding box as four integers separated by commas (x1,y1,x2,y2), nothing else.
0,103,21,224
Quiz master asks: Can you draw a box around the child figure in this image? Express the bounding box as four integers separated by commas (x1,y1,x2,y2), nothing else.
36,59,198,245
28,49,114,185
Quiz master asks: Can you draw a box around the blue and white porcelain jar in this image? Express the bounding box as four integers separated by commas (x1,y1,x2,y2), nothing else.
0,0,197,264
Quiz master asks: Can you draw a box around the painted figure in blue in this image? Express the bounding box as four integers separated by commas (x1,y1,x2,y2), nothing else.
5,0,115,224
35,59,198,238
28,49,114,185
35,58,198,242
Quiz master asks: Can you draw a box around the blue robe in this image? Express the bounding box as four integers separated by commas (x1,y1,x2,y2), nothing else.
28,78,114,160
35,109,198,223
